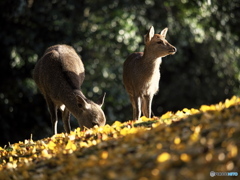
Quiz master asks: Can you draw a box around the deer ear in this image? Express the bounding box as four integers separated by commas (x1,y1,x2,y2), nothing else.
97,92,106,107
144,26,155,43
76,95,90,109
159,27,168,38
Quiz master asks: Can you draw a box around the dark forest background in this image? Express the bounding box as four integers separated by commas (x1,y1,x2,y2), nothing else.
0,0,239,146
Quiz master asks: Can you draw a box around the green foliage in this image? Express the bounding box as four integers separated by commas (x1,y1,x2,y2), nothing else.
0,0,239,146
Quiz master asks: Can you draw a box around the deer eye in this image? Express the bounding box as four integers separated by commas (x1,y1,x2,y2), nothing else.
77,103,83,108
157,41,163,44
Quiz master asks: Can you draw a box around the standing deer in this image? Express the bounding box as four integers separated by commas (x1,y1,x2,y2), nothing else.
33,44,106,134
123,26,177,120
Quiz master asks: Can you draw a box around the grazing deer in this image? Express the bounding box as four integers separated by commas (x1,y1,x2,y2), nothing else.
123,26,177,120
33,44,106,134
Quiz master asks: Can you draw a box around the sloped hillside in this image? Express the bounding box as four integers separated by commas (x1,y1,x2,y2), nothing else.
0,96,240,180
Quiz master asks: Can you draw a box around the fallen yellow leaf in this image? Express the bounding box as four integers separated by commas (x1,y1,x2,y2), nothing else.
157,152,171,163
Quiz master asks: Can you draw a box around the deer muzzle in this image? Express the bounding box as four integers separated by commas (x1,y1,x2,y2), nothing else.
169,47,177,54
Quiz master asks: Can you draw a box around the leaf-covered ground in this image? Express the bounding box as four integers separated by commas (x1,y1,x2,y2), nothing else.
0,96,240,180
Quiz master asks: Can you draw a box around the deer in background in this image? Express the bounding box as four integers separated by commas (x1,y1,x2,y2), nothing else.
33,44,106,134
123,26,177,120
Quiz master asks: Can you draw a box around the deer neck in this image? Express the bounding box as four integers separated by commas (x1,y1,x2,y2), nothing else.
142,49,162,66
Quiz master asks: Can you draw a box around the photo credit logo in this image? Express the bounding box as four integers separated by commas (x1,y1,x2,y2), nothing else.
210,171,215,177
210,171,238,177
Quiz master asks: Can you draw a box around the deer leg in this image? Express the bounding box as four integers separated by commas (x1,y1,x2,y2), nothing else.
45,96,58,134
142,95,153,118
62,107,71,133
129,95,136,120
133,96,141,120
142,96,147,117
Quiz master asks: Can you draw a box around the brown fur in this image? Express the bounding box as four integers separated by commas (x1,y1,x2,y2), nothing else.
123,26,177,120
33,44,106,134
